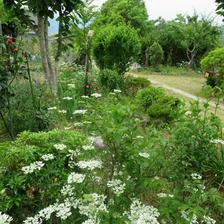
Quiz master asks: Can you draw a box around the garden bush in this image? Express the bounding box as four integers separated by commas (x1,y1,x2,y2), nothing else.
124,76,151,96
147,95,182,122
149,42,164,68
93,25,141,75
98,69,123,92
136,87,165,110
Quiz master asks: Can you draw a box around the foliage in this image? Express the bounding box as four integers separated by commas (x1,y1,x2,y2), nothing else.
124,76,151,96
98,69,123,92
93,25,141,75
147,95,182,122
94,0,148,36
201,48,224,88
148,42,164,68
136,87,165,110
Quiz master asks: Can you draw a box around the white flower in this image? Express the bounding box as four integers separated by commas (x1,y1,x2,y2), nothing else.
83,121,92,125
0,212,13,224
203,215,216,224
82,218,100,224
181,210,198,224
67,172,86,184
48,106,57,111
77,160,102,171
73,110,87,115
210,139,224,145
63,96,73,101
107,179,126,196
67,84,76,89
191,173,202,180
55,202,72,220
61,185,75,197
114,89,122,93
78,193,108,219
125,199,160,224
21,161,45,174
91,93,102,98
157,193,174,198
54,144,67,151
23,216,41,224
136,135,144,139
81,95,89,99
139,152,150,159
64,126,72,130
74,122,84,127
82,145,95,151
58,110,67,114
41,154,54,161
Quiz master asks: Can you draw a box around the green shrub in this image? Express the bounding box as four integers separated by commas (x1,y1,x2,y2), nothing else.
0,130,87,223
147,95,182,121
124,76,151,96
201,48,224,88
149,42,164,68
136,87,165,110
1,81,50,136
98,69,123,91
93,25,141,75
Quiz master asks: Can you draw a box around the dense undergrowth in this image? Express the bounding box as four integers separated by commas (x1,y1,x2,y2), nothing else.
0,69,224,224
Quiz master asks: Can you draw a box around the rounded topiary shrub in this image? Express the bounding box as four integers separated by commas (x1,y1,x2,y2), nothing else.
147,95,182,122
136,87,165,110
93,25,141,75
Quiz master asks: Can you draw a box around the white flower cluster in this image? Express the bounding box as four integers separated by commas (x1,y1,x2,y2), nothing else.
107,179,126,196
58,110,67,114
203,215,216,224
23,199,79,224
67,83,75,89
77,160,102,171
114,89,122,93
139,152,150,159
73,110,87,115
41,154,54,161
81,95,89,99
210,139,224,145
67,172,86,184
82,218,100,224
91,93,102,98
63,96,73,101
48,106,57,111
82,145,95,151
54,143,67,151
181,210,198,224
125,199,160,224
79,193,108,220
61,184,75,197
157,193,174,198
191,173,202,180
21,161,45,174
0,212,13,224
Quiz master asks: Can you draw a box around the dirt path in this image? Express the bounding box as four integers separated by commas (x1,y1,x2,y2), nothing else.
131,73,224,111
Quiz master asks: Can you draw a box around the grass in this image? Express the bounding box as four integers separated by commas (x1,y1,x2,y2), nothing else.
131,66,224,122
134,66,205,97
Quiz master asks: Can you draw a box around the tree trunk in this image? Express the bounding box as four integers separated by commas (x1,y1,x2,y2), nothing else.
36,15,51,86
36,15,57,94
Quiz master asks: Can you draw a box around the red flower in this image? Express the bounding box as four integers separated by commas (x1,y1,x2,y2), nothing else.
6,37,13,44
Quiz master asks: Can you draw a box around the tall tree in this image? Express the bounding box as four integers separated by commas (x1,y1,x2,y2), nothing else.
6,0,82,94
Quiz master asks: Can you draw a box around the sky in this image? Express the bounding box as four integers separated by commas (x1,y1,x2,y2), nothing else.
49,0,223,34
93,0,223,23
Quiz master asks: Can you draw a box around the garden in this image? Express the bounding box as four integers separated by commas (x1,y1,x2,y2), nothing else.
0,0,224,224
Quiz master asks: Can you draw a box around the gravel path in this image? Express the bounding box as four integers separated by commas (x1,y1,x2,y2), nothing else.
131,73,224,110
